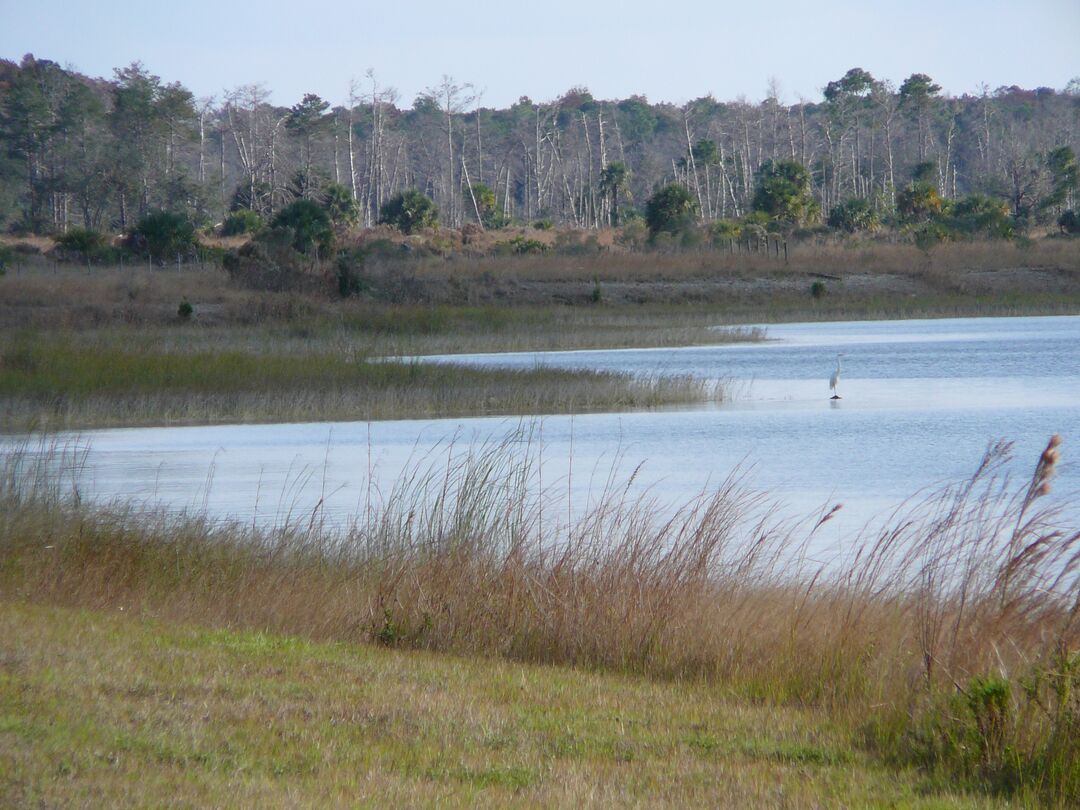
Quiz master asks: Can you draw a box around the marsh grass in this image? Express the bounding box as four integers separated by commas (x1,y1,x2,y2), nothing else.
416,237,1080,283
4,237,1079,335
0,337,718,429
1,434,1078,802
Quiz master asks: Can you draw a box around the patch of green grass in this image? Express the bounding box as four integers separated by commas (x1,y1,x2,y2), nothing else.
0,335,716,429
0,602,1012,808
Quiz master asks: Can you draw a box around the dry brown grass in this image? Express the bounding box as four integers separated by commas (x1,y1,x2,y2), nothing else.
4,238,1079,333
400,237,1080,283
2,434,1078,801
0,264,306,330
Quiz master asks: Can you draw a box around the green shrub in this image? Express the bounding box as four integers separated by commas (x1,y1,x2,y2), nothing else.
645,184,697,238
752,159,817,226
53,228,127,265
56,227,106,256
177,299,193,320
223,233,326,293
270,199,334,256
897,181,943,223
322,183,359,227
509,236,547,255
1059,210,1080,234
913,220,950,251
128,211,197,264
379,189,438,235
221,209,263,236
944,194,1014,239
195,244,227,265
828,198,879,233
709,219,741,245
335,250,369,298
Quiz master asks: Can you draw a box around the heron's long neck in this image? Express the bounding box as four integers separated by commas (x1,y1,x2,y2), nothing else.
835,357,842,373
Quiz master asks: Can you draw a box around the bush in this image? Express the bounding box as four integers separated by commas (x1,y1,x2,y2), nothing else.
0,244,11,274
55,227,106,256
379,189,438,235
913,220,950,251
944,194,1014,239
322,183,359,228
53,228,126,265
223,232,326,293
645,184,697,238
709,219,741,245
270,199,334,256
221,209,263,236
614,219,648,251
1059,210,1080,234
554,230,601,256
752,159,817,226
828,198,879,233
897,181,943,223
195,244,228,265
495,235,547,256
177,299,193,320
335,249,369,298
128,211,197,264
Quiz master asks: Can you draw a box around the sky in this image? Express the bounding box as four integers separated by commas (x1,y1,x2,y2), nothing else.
1,0,1078,108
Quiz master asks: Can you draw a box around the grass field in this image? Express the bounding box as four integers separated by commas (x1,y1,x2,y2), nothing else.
0,602,1016,808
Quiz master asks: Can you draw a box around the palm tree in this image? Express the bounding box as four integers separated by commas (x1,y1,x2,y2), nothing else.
599,161,630,226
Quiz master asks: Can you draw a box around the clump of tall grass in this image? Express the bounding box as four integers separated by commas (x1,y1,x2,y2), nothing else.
1,434,1077,802
0,337,719,429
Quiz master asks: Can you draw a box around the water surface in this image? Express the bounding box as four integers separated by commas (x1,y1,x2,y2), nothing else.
16,316,1080,543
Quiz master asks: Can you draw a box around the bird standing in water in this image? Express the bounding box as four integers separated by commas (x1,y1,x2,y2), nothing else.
829,353,843,399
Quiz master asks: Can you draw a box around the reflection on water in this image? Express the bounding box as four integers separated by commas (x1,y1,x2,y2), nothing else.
10,316,1080,541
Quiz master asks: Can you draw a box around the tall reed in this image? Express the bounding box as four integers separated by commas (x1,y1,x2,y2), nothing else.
1,434,1077,801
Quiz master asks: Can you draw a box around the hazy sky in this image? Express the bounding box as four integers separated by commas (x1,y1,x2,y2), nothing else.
1,0,1077,108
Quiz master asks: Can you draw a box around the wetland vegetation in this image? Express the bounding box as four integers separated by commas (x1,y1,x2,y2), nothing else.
3,52,1080,807
2,437,1078,806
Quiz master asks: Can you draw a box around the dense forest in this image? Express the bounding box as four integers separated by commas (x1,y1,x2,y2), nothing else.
1,53,1078,241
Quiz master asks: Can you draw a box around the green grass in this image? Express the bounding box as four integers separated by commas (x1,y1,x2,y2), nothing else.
0,601,1012,808
0,336,717,429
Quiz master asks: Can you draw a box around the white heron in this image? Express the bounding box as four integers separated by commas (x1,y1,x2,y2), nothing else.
829,353,844,399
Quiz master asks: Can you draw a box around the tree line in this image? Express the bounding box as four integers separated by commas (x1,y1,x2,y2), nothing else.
1,54,1078,241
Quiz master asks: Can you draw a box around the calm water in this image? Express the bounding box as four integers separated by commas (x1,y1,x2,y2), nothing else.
15,315,1080,542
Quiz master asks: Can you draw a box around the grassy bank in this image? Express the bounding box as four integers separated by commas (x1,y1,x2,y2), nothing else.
1,602,1009,808
3,239,1079,333
0,337,717,430
2,237,1078,429
2,438,1077,805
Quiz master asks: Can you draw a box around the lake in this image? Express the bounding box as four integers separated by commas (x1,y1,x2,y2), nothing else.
15,315,1080,544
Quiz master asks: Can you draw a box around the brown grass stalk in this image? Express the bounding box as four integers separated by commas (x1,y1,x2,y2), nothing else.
2,433,1078,800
